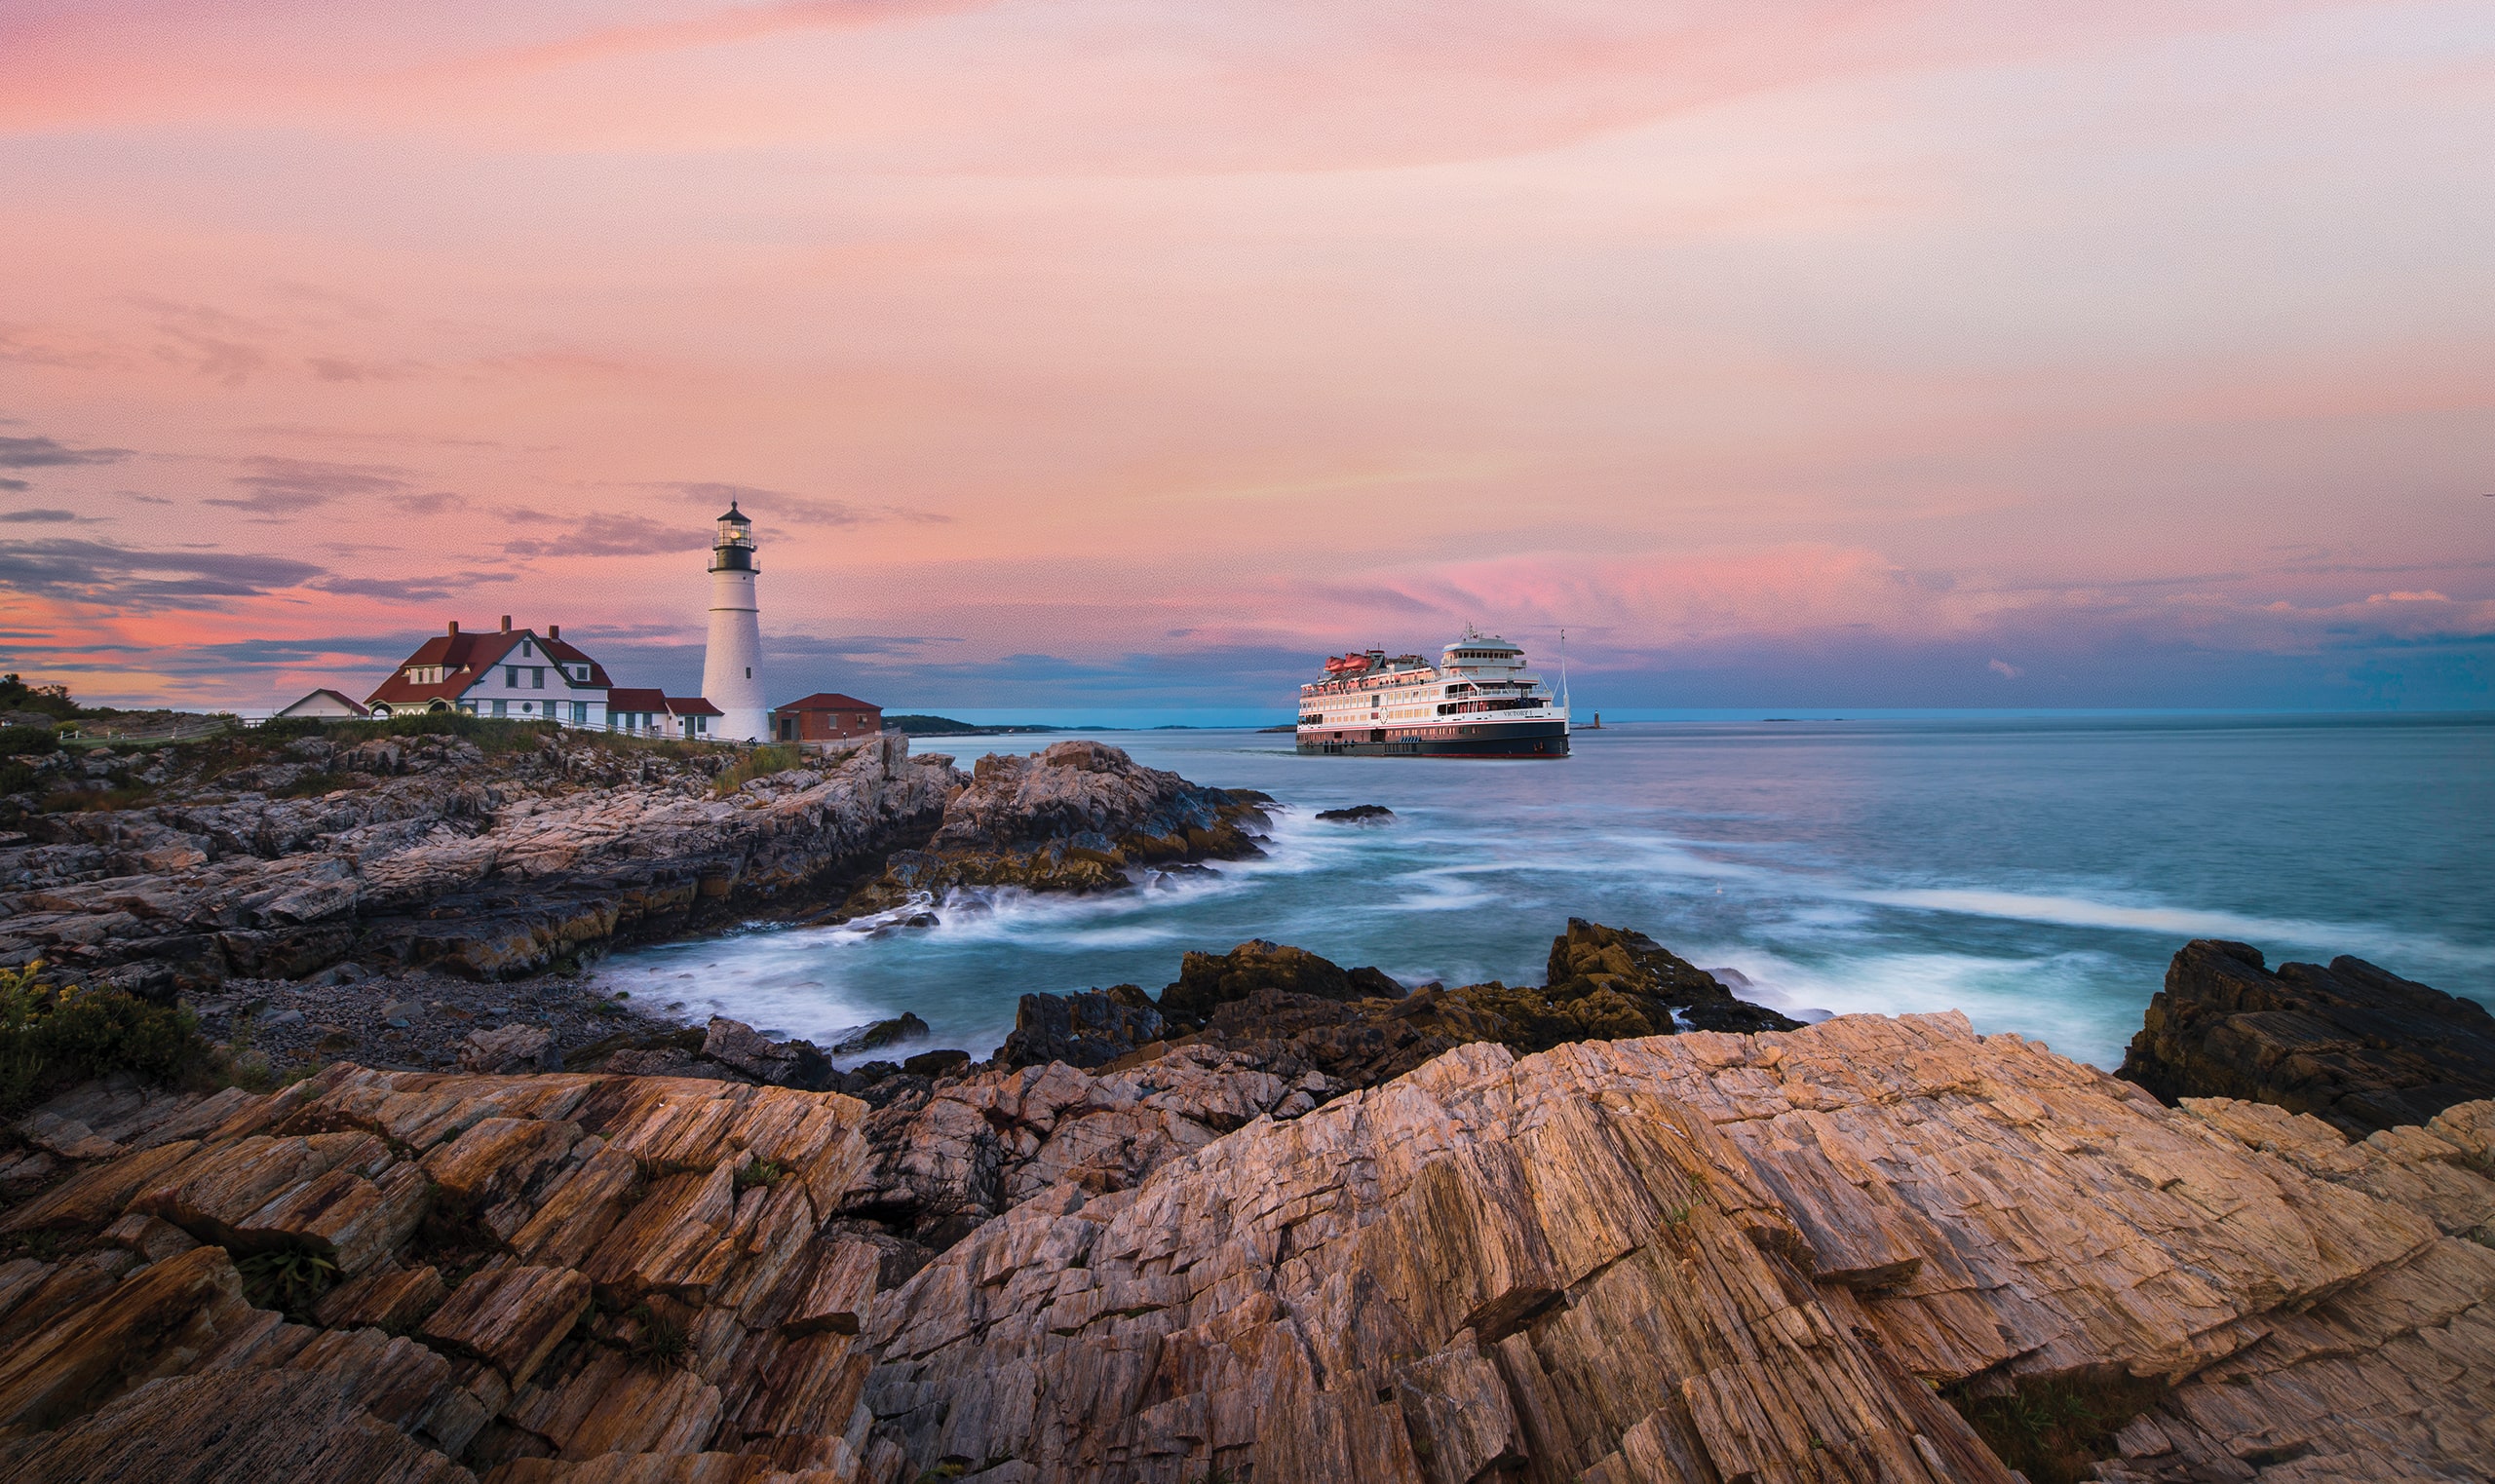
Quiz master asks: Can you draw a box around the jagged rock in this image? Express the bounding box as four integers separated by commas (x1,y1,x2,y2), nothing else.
1314,804,1394,823
1159,938,1359,1024
998,989,1165,1070
0,1370,475,1484
2118,937,2495,1136
460,1025,559,1075
0,733,961,990
1543,916,1801,1035
700,1017,834,1091
828,1012,929,1056
899,1048,970,1078
10,1003,2491,1482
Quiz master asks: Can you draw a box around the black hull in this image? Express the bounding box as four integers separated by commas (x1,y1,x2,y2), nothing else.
1297,720,1570,758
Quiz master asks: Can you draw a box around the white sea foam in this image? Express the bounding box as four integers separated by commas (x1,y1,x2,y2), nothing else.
1854,888,2495,970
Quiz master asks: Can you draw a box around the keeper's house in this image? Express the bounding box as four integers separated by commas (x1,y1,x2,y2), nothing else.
365,617,613,728
606,688,724,741
770,692,883,747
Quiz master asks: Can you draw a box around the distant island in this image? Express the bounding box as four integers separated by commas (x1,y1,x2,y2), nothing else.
884,713,1102,736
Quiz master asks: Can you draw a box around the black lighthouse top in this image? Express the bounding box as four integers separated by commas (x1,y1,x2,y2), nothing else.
711,501,756,571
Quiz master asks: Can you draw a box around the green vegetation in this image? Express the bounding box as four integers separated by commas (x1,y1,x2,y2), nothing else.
0,727,60,757
884,714,1062,736
627,1302,691,1370
734,1158,787,1191
1944,1372,2169,1484
0,963,209,1116
711,742,804,795
0,674,88,722
237,1246,339,1319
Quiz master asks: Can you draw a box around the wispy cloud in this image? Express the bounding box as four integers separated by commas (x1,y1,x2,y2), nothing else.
206,456,411,515
0,435,134,469
661,481,948,526
0,538,324,609
0,509,78,524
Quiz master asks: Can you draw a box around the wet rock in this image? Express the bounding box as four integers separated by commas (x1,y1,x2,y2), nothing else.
457,1024,557,1075
2118,937,2495,1137
829,1011,929,1056
1158,938,1359,1024
998,988,1165,1070
1314,804,1395,822
1344,965,1405,999
900,1048,971,1078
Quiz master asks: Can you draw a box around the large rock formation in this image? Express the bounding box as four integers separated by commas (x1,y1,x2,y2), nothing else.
0,735,1269,1001
5,1011,2487,1482
835,742,1270,915
2119,937,2495,1137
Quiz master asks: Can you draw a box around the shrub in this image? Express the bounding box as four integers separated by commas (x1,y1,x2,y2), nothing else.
0,728,59,757
250,716,331,744
0,964,208,1116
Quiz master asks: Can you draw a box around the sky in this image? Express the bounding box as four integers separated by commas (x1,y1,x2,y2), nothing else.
1,0,2490,722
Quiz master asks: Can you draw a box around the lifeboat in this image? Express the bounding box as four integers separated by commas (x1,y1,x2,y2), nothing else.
1323,654,1373,675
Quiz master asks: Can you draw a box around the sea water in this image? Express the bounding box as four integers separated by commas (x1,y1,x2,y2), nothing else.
592,713,2495,1071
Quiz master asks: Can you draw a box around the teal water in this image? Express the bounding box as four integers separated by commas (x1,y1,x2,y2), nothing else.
592,714,2495,1072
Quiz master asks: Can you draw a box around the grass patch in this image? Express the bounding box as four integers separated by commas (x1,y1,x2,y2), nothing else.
1944,1372,2169,1484
237,1246,339,1319
711,743,804,797
627,1302,691,1370
1,965,208,1117
734,1158,786,1192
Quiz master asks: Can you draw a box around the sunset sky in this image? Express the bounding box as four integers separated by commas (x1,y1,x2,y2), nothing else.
3,0,2489,721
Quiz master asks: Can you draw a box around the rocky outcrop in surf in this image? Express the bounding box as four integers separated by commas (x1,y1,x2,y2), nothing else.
831,741,1271,918
2118,937,2495,1137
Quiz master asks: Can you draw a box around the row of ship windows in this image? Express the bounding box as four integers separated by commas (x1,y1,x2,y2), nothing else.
1303,697,1544,724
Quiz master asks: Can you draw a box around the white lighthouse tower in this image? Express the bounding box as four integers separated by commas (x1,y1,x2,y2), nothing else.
701,501,769,742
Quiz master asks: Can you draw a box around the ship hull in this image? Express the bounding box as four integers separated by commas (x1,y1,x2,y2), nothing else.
1295,719,1570,758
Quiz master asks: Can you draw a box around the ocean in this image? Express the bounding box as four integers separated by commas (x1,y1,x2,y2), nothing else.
590,713,2495,1072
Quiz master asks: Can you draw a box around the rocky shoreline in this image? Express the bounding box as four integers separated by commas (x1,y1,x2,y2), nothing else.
0,727,2488,1482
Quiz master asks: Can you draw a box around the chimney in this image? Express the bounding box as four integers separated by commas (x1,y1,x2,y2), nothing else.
549,624,560,640
447,621,459,636
500,615,512,632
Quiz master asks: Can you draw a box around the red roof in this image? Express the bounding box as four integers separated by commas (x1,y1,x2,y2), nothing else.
606,688,665,713
365,626,616,708
365,628,524,707
774,692,880,712
665,697,722,717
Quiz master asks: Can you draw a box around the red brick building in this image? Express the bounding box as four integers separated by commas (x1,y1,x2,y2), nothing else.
772,692,883,746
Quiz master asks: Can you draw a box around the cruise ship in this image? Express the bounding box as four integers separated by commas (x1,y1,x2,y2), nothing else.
1296,628,1571,757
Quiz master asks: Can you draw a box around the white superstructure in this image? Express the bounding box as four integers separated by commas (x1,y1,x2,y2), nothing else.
701,502,769,742
1295,628,1570,757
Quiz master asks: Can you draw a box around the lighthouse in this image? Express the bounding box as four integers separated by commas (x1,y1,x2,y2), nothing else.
701,502,769,742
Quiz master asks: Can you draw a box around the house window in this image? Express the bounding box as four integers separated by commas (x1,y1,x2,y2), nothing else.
531,667,546,688
458,702,476,715
521,640,533,657
505,666,518,687
491,700,507,717
779,719,795,741
521,701,534,713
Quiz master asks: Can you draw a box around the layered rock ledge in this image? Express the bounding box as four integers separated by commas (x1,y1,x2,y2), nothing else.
4,1010,2488,1482
0,734,1269,1076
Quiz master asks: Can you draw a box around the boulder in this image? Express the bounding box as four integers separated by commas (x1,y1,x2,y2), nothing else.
829,1012,929,1056
1159,939,1358,1024
457,1024,557,1075
699,1017,835,1090
2118,937,2495,1137
998,989,1166,1070
1314,804,1394,823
